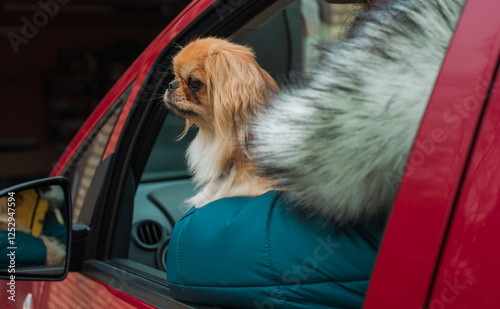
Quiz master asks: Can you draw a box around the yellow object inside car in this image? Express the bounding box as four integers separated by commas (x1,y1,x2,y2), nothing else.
16,189,49,237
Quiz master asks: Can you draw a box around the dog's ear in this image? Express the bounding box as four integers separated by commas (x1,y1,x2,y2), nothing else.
205,43,278,135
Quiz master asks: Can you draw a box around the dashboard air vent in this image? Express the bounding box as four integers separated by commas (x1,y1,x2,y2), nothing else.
135,220,163,248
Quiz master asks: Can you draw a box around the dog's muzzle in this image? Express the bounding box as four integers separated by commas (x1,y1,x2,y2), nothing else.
169,81,179,90
164,81,179,103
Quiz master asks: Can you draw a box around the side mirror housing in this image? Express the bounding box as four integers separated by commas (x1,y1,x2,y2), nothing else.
0,177,72,281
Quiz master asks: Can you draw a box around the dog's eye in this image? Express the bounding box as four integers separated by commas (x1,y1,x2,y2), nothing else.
188,76,202,90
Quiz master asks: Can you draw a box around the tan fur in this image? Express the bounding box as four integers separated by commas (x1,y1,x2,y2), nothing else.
0,196,31,233
164,37,278,207
40,235,66,265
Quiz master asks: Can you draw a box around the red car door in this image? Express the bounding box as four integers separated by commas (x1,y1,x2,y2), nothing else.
428,59,500,308
365,0,500,307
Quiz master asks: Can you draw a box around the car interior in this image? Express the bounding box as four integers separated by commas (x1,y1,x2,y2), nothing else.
129,0,358,272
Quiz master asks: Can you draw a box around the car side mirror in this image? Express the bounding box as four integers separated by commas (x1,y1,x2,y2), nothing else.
0,177,71,281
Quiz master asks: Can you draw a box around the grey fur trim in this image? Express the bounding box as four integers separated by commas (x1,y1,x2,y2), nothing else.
251,0,465,224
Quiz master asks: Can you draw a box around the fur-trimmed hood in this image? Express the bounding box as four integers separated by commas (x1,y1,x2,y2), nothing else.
251,0,465,225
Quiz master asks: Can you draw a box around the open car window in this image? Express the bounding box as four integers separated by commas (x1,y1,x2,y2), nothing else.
127,0,378,272
98,1,465,308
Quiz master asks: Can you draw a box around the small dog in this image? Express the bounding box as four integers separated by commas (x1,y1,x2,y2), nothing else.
164,37,279,208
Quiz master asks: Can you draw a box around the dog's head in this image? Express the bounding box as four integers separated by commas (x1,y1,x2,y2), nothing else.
164,37,278,138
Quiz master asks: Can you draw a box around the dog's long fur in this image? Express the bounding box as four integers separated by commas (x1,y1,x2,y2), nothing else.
251,0,465,225
165,38,278,208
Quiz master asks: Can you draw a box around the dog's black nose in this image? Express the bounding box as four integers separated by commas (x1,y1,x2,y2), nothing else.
169,81,179,90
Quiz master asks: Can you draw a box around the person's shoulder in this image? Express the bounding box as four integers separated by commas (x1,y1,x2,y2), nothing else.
180,190,284,223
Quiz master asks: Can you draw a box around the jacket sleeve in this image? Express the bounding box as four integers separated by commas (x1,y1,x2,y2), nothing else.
0,231,47,267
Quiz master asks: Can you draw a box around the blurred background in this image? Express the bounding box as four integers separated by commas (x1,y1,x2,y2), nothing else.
0,0,188,189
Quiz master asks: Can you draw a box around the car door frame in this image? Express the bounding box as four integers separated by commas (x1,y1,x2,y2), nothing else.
364,0,500,307
427,57,500,308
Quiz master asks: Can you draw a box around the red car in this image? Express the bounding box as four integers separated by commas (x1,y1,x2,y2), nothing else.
1,0,500,308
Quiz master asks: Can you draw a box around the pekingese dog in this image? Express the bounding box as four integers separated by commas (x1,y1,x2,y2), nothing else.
163,37,279,208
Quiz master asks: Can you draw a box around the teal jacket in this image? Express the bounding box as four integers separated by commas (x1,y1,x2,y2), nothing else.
0,212,67,268
167,191,383,309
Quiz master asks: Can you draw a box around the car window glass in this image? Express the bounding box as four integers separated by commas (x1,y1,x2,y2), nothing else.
63,85,131,222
